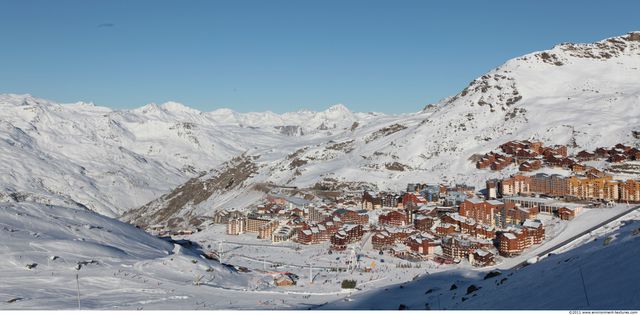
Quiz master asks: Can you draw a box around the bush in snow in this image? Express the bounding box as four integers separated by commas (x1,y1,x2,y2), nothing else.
341,279,357,289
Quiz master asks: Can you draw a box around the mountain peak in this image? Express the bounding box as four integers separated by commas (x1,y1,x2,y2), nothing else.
325,103,351,113
0,93,55,107
160,101,200,114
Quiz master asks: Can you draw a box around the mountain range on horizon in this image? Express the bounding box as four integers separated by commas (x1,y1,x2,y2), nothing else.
1,30,640,311
1,31,640,220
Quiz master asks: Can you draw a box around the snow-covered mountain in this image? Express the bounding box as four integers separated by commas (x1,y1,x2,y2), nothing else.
124,31,640,227
1,31,639,224
0,94,381,217
1,31,640,310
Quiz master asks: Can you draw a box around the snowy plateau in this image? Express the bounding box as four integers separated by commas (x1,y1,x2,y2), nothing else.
1,32,640,310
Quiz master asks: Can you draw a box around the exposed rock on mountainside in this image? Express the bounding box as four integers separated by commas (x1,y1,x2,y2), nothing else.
122,155,259,228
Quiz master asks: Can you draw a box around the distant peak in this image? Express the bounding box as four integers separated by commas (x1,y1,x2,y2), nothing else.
0,93,54,107
326,103,350,113
136,103,160,112
160,101,200,114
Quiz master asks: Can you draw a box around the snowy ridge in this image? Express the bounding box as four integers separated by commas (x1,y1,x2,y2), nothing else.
125,32,640,227
0,94,382,217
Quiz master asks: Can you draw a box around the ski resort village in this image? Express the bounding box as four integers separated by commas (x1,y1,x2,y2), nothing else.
147,139,640,295
2,28,640,311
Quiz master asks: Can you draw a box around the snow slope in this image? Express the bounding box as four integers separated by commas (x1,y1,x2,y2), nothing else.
0,201,261,309
125,31,640,227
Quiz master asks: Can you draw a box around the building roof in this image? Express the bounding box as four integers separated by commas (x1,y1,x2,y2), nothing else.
474,248,492,257
503,233,517,240
523,219,543,229
503,196,556,204
285,196,312,206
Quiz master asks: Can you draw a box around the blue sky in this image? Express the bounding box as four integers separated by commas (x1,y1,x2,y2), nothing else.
1,0,639,113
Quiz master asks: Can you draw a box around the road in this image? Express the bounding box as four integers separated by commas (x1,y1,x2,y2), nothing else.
511,204,640,270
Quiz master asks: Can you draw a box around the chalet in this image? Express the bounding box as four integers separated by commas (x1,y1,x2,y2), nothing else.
297,228,314,244
361,191,382,210
541,202,583,217
559,157,577,168
514,148,539,159
414,214,435,232
614,143,632,153
543,154,563,167
490,156,513,171
542,145,568,158
330,224,364,250
500,140,544,154
378,210,410,227
476,152,498,169
608,153,626,163
498,220,545,256
576,150,597,161
389,243,412,259
405,234,439,256
594,147,610,158
442,213,496,239
522,219,545,245
627,148,640,160
500,141,523,155
498,232,520,256
274,273,296,286
571,163,587,173
557,207,577,220
372,231,395,250
435,222,458,236
519,160,542,172
470,249,495,267
295,220,336,244
441,233,493,261
402,192,427,210
333,209,369,225
585,167,606,179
